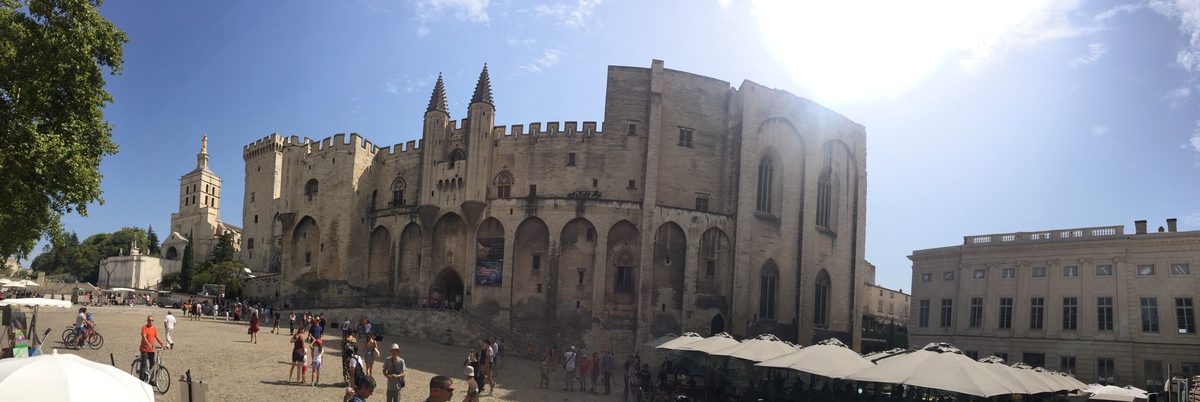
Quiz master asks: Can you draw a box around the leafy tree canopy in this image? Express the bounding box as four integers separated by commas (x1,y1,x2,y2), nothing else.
30,226,147,283
209,230,236,264
0,0,128,259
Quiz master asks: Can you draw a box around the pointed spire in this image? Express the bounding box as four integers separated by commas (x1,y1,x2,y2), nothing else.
470,63,493,106
427,73,448,113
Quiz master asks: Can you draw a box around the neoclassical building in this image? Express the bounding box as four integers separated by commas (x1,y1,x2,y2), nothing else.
910,219,1200,390
239,60,868,350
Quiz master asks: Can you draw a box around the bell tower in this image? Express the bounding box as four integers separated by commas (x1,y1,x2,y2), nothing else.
169,135,224,262
463,64,495,204
421,74,451,205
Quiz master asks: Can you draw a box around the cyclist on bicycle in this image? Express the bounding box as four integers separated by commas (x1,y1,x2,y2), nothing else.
72,307,87,347
139,315,167,383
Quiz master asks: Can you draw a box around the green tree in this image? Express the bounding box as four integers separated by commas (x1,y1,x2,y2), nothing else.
180,231,195,293
146,225,160,256
159,271,181,291
209,230,235,264
0,0,128,259
194,260,246,299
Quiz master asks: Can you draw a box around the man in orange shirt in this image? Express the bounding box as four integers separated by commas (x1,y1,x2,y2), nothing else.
140,315,166,383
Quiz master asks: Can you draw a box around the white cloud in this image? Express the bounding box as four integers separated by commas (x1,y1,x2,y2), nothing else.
956,0,1096,72
1091,125,1110,136
415,0,490,22
1095,3,1142,22
1151,0,1200,75
385,74,432,94
520,49,566,72
1191,120,1200,152
1167,85,1192,107
1184,211,1200,226
716,0,733,10
417,26,431,37
534,0,601,28
506,37,536,46
1071,42,1109,67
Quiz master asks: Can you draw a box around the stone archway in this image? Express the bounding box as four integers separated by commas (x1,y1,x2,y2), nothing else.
433,268,465,311
710,313,725,335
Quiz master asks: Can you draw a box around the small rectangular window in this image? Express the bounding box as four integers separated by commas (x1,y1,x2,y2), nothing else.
969,298,983,328
616,266,634,291
250,192,255,203
578,270,585,285
1096,265,1113,276
247,238,254,249
304,252,312,266
628,180,636,189
1141,297,1160,332
536,283,542,293
972,269,986,279
586,228,594,241
529,185,537,197
628,123,637,136
920,273,932,282
254,215,259,224
567,153,576,166
678,128,694,147
1002,268,1015,278
918,299,930,328
1138,264,1156,276
1032,267,1046,277
705,260,716,277
532,254,541,271
591,179,598,187
942,271,955,281
1172,263,1191,275
1063,266,1078,277
695,195,710,212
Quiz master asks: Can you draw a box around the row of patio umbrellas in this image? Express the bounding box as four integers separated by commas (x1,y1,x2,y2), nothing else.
0,278,40,288
650,332,1089,398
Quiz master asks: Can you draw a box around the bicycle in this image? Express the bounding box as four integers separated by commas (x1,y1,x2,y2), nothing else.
131,346,171,394
60,325,104,350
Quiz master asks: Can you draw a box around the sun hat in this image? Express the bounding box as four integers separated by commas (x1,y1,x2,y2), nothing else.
464,365,475,377
391,343,400,351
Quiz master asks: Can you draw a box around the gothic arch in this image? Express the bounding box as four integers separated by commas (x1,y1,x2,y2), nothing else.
432,267,464,311
756,147,783,215
559,218,598,318
431,213,465,280
447,148,465,168
606,220,640,307
814,269,832,328
368,226,391,284
697,227,732,297
758,260,780,321
390,176,407,207
652,221,688,334
397,222,423,296
304,179,318,201
474,218,506,288
291,216,320,279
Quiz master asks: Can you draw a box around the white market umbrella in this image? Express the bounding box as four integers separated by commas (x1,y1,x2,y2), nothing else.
655,332,705,351
14,279,40,287
862,348,909,362
977,356,1058,394
0,298,73,309
1123,386,1149,399
846,342,1025,397
757,338,874,379
1090,385,1141,401
675,332,740,354
110,287,136,292
0,349,154,401
709,333,799,363
643,333,679,349
1031,366,1081,391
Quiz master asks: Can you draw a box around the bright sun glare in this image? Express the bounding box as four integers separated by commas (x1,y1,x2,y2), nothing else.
754,0,1067,103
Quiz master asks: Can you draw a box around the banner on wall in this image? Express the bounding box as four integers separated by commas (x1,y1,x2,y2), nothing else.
475,238,505,286
10,312,28,358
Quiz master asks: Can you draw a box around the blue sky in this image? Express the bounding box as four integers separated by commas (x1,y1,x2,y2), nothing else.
21,0,1200,294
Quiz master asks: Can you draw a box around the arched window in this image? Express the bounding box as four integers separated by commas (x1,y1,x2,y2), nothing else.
756,157,773,213
447,148,465,169
494,170,514,198
814,269,831,327
759,261,778,320
816,167,832,228
304,179,318,202
390,176,407,207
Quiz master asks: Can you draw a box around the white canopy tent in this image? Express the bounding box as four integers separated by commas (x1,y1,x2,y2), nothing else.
756,338,874,379
846,343,1026,397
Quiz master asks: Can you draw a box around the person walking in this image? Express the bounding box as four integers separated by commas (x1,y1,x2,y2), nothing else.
562,346,578,391
139,315,166,383
601,349,614,395
425,375,455,402
590,351,600,393
310,339,324,386
362,335,379,376
289,311,296,335
462,365,480,402
272,309,281,334
382,344,407,402
249,309,260,344
163,311,176,349
289,331,306,384
579,353,589,393
341,332,358,387
480,339,495,395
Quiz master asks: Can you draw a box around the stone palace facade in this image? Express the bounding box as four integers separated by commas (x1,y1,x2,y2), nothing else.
910,219,1200,390
239,60,868,350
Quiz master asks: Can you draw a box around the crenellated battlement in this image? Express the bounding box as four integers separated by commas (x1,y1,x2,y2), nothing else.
491,121,606,140
242,133,286,161
373,139,424,160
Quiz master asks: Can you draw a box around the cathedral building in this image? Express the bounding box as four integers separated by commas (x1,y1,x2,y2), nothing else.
162,135,241,264
239,60,868,350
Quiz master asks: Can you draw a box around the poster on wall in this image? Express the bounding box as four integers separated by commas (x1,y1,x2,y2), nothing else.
475,238,505,286
10,312,28,358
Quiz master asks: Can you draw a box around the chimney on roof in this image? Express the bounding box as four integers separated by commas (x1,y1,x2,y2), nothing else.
1135,220,1147,234
1159,226,1165,233
1168,218,1178,233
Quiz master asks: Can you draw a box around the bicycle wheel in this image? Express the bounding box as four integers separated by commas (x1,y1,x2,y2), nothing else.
61,328,73,344
130,359,141,377
154,366,171,394
87,332,104,349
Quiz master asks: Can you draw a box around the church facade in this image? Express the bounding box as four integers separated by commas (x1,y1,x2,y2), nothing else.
162,136,241,265
239,60,868,350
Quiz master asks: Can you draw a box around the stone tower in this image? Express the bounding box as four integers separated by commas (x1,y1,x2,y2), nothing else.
462,65,495,225
241,133,286,273
165,135,239,263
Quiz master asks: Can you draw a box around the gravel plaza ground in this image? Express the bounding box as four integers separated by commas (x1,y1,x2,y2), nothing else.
28,303,625,402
